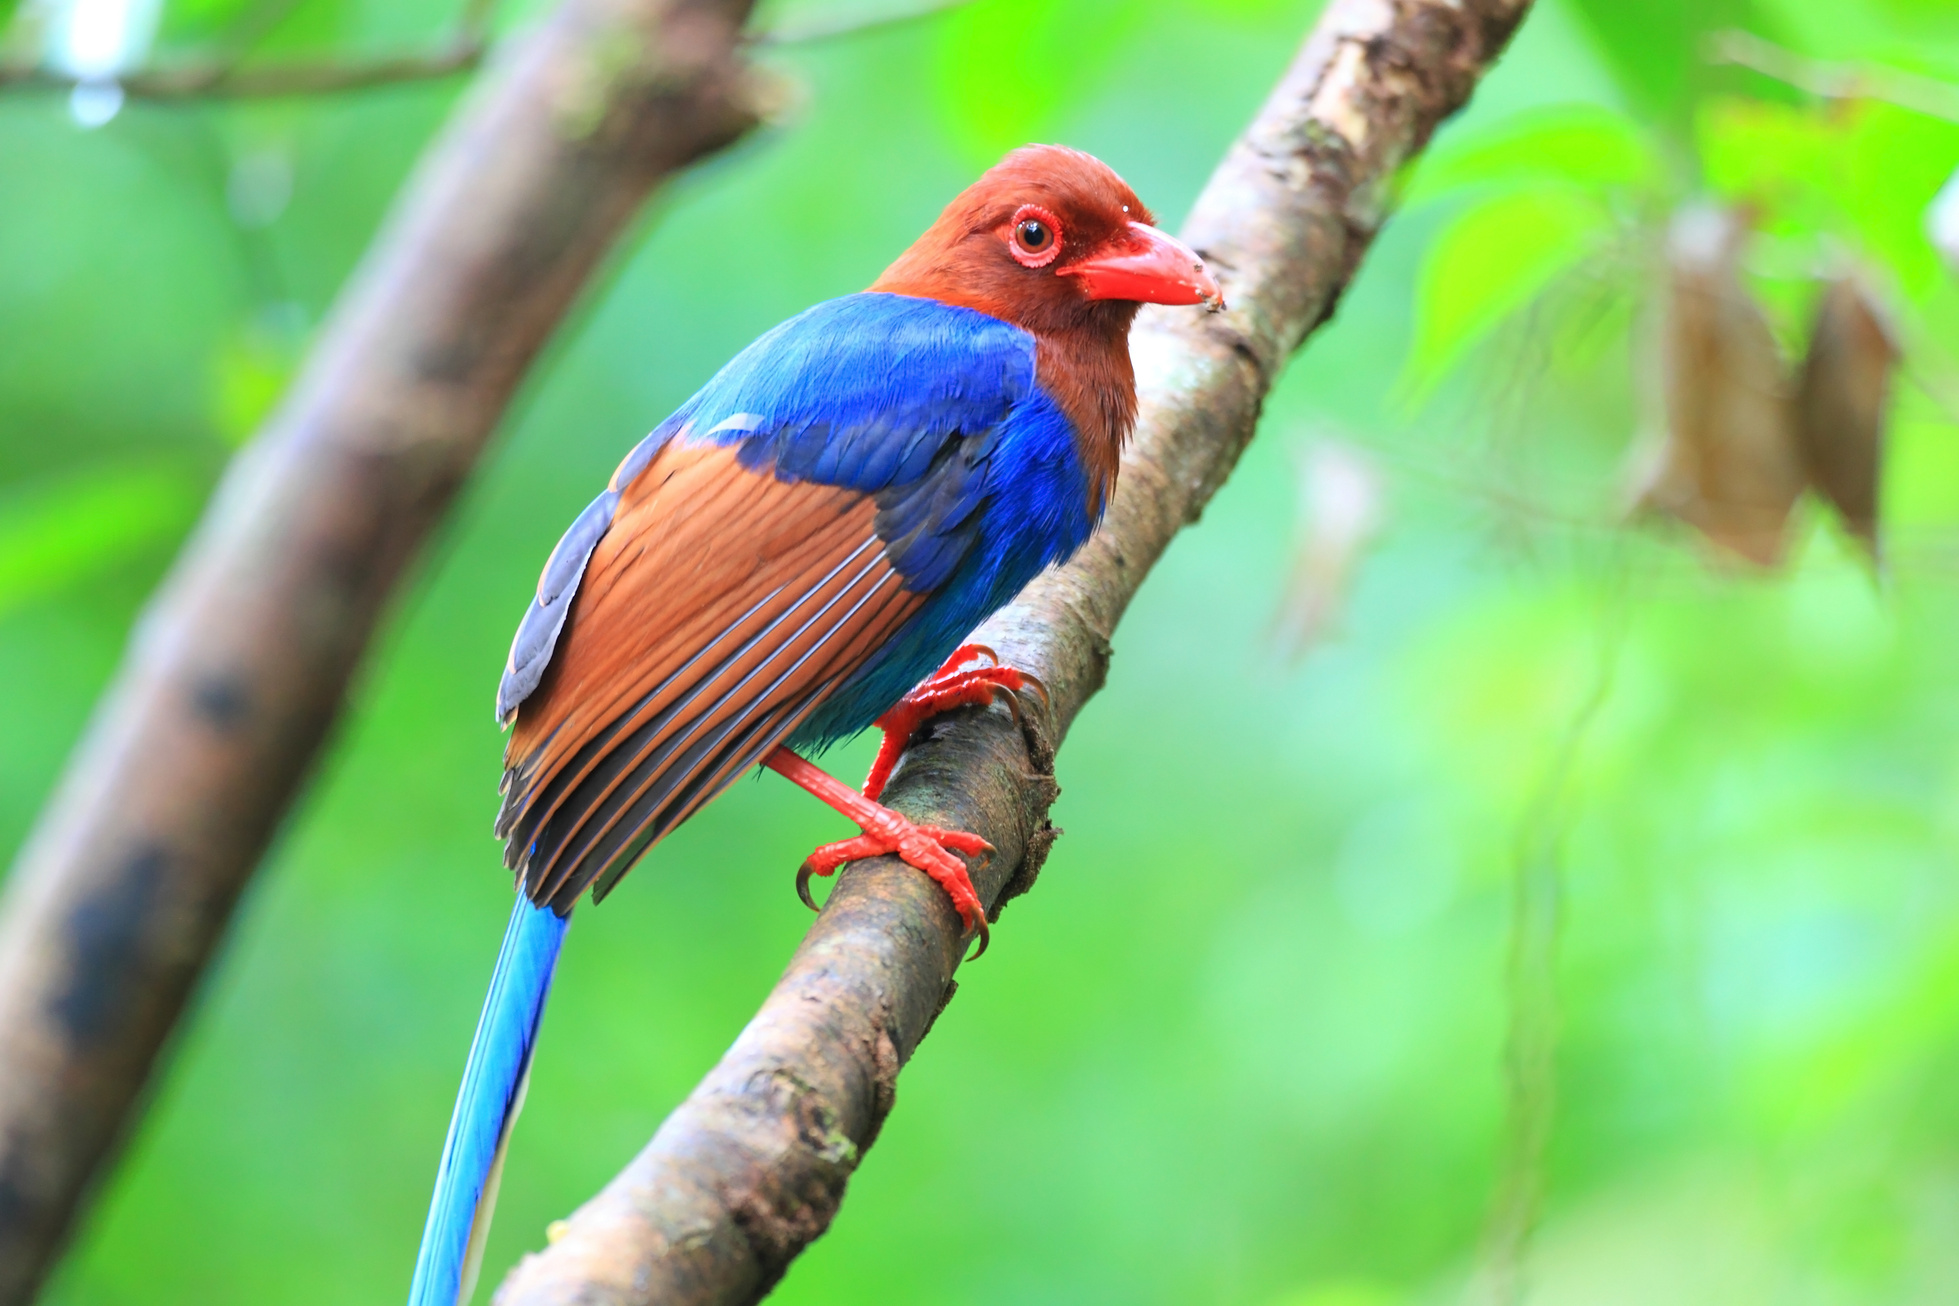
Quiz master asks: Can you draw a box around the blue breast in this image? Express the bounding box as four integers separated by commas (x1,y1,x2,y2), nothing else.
731,296,1095,746
790,367,1094,748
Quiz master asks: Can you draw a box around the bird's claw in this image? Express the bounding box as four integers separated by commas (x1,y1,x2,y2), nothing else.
862,646,1047,804
796,863,821,913
945,645,1046,714
1010,672,1049,715
794,817,993,958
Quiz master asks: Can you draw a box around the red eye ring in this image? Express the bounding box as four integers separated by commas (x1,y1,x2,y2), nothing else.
1008,204,1063,268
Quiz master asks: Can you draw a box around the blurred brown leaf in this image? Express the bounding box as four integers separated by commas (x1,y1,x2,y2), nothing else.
1634,205,1804,567
1274,440,1385,660
1794,274,1897,553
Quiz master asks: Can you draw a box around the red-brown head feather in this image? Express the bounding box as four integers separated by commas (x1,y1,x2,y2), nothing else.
871,144,1210,513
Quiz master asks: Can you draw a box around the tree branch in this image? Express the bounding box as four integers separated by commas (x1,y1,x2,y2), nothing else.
1705,28,1959,123
0,1,764,1301
748,0,974,47
0,42,490,98
492,1,1535,1302
0,0,503,101
0,0,975,101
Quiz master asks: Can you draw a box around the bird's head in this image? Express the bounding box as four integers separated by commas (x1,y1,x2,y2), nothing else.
872,144,1222,339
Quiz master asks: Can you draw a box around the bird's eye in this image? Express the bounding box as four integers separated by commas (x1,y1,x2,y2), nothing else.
1008,204,1063,268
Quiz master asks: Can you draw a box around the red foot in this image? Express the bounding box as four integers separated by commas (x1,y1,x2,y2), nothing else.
763,746,995,957
862,644,1047,803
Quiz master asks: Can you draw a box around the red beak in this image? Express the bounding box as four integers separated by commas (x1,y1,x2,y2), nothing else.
1060,222,1223,309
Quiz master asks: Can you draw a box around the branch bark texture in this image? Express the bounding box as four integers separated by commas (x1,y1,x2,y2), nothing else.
0,2,762,1299
494,1,1534,1302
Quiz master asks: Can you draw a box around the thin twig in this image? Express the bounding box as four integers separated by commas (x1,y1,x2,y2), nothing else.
0,0,499,99
0,42,486,98
749,0,973,47
458,0,503,41
1707,28,1959,123
1467,571,1627,1306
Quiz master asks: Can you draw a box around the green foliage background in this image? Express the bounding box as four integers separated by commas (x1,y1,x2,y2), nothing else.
5,0,1959,1301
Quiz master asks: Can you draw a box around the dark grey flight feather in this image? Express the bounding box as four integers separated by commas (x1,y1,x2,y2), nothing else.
495,488,619,724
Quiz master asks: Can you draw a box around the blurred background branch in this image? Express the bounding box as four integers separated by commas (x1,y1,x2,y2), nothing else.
0,0,497,101
491,1,1535,1301
746,0,971,46
0,43,487,97
0,0,978,101
1466,581,1627,1306
1707,27,1959,123
0,0,763,1300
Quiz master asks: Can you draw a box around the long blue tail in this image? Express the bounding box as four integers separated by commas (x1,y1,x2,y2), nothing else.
409,894,570,1305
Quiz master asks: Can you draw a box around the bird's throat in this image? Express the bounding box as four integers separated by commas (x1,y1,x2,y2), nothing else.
1034,324,1137,516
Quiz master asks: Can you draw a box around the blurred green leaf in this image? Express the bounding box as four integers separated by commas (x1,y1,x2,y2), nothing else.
1698,95,1837,210
1754,0,1959,71
0,465,199,620
1269,1281,1403,1306
1840,101,1959,299
212,327,300,447
1565,0,1768,121
1699,97,1959,302
158,0,358,57
158,0,262,44
1402,104,1661,207
932,0,1141,165
1403,186,1616,397
1878,391,1959,529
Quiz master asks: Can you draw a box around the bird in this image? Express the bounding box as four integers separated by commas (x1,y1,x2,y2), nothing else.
406,143,1220,1305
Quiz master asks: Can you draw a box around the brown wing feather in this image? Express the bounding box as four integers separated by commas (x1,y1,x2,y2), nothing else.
524,541,906,907
498,441,926,911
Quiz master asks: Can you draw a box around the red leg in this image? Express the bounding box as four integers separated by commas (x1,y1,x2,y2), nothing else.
861,644,1047,802
764,746,995,956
